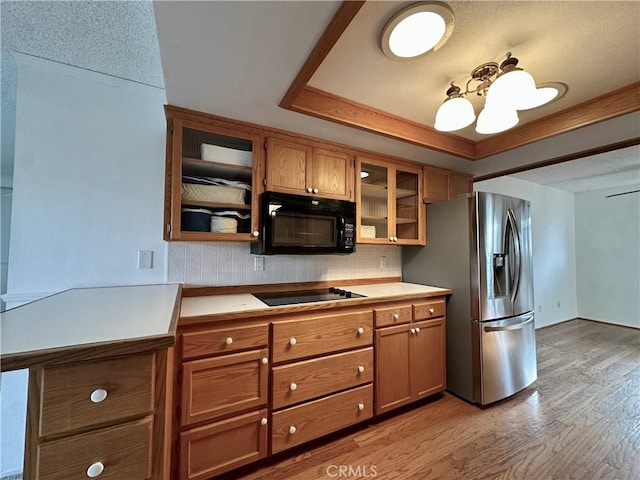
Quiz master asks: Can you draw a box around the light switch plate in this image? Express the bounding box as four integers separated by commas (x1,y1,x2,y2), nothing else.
138,250,153,269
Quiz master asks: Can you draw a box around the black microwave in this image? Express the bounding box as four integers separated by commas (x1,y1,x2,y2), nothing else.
251,192,356,255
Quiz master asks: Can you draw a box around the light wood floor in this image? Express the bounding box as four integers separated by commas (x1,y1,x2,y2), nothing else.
222,319,639,480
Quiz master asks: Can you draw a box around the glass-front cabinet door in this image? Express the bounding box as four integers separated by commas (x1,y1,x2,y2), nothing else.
357,156,424,245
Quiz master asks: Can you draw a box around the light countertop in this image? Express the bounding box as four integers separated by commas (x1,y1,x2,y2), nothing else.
0,284,181,371
180,282,451,319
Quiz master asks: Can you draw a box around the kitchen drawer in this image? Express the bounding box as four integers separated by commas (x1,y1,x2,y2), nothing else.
179,409,268,480
39,353,154,437
271,384,373,453
374,304,412,327
272,310,372,363
272,347,373,409
36,416,152,480
181,323,268,360
413,298,446,320
181,348,268,426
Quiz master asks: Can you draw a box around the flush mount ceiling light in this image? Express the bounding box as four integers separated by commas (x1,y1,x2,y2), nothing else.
381,2,455,61
434,53,568,134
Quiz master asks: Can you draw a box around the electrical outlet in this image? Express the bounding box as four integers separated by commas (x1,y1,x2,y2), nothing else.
379,256,387,269
254,257,265,271
137,250,153,269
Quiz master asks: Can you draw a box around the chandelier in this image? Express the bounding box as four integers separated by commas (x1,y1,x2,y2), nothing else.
434,53,567,134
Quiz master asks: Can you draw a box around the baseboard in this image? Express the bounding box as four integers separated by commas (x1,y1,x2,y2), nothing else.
536,317,579,330
577,317,640,331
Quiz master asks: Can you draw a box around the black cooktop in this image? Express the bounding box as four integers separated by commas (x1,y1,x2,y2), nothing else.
253,287,366,306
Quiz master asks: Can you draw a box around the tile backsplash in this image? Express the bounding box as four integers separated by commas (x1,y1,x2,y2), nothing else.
168,242,402,286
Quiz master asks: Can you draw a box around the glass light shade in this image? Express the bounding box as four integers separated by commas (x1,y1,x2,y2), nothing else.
388,12,446,58
475,106,519,135
360,171,370,178
486,69,537,110
434,97,476,132
515,86,559,110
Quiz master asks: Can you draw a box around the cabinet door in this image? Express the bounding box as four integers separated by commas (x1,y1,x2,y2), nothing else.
164,108,262,242
374,324,411,414
265,137,312,195
395,163,424,245
423,166,450,204
411,318,446,399
310,148,353,201
357,157,391,243
179,409,268,480
181,349,268,426
448,172,473,200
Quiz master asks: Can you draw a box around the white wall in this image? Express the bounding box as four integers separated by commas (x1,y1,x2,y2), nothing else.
575,185,640,328
0,54,167,476
474,176,578,328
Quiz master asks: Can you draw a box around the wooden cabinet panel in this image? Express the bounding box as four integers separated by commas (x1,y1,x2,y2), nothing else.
39,353,154,437
412,319,446,400
271,384,373,454
36,417,152,480
181,348,268,426
179,409,268,480
423,166,450,204
272,347,373,409
181,323,268,360
374,304,412,327
374,324,411,414
449,172,473,200
413,299,446,321
265,137,311,195
272,310,373,363
311,148,353,200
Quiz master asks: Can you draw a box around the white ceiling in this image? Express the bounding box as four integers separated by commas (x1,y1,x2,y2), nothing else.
2,0,639,194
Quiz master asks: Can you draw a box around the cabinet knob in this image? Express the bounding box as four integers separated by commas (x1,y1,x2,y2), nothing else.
252,230,260,237
415,327,421,333
289,425,297,434
261,357,268,365
410,328,416,334
290,382,298,391
393,313,399,320
225,337,233,345
389,237,394,242
357,403,365,411
289,338,297,346
429,308,435,314
313,188,319,194
307,187,313,193
394,236,399,242
90,389,108,404
358,365,365,373
260,417,268,426
357,327,365,335
86,462,104,478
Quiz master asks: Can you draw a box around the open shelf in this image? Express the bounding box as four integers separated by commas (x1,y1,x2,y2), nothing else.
361,184,388,199
395,188,418,199
395,217,418,225
182,157,252,183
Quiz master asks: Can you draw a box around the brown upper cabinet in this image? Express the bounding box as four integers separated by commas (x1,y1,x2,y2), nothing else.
423,166,474,204
357,157,425,245
164,107,263,241
265,137,354,201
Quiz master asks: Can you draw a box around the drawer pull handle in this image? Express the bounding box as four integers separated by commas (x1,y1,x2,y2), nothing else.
289,425,297,434
357,365,365,373
260,417,268,426
410,328,416,334
415,327,421,333
357,327,365,335
290,382,298,391
225,337,233,345
393,313,399,320
90,389,108,404
86,462,104,478
358,403,365,411
429,308,435,314
289,338,297,346
261,357,268,365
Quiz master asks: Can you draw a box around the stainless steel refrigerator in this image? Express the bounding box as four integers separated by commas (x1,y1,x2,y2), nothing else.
403,192,536,405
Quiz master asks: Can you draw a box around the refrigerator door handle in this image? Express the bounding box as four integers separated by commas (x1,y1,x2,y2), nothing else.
506,208,522,303
484,315,533,332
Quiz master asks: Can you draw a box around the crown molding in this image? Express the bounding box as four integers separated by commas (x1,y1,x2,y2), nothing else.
280,1,640,161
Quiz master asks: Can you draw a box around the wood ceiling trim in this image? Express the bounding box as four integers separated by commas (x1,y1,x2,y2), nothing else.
279,1,366,109
280,1,640,161
291,86,476,159
475,81,640,159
